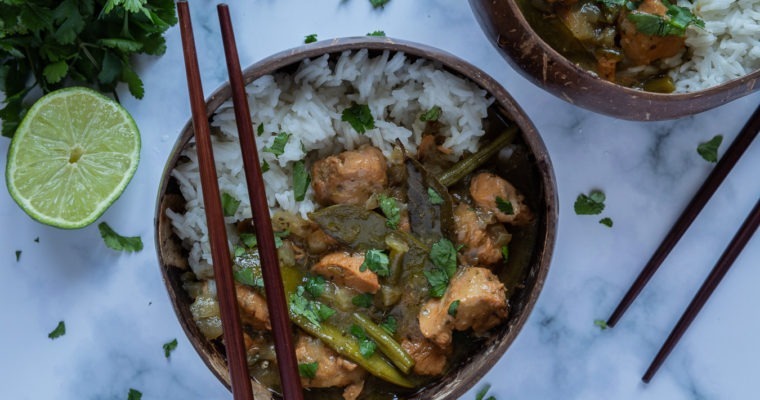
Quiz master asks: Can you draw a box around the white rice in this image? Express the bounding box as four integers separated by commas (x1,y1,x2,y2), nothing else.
167,49,493,278
672,0,760,92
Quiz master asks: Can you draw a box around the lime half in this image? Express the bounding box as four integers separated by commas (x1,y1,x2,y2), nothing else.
6,87,140,229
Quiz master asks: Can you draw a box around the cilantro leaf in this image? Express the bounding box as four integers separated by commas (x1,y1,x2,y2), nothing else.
15,250,21,262
274,230,290,249
257,123,264,136
264,132,291,157
430,238,458,279
234,267,264,288
367,30,386,37
370,0,390,8
380,315,397,334
221,192,241,217
428,187,444,205
360,249,390,277
420,105,442,122
240,233,258,248
350,324,377,358
261,160,270,173
48,320,66,339
447,300,460,316
352,293,374,308
299,362,319,378
378,194,400,229
501,245,509,263
127,388,142,400
304,34,318,44
293,160,311,202
98,222,143,252
627,3,703,37
574,191,606,215
697,135,722,163
43,61,68,84
475,384,492,400
496,196,514,215
594,319,609,330
233,245,245,258
305,275,326,298
341,103,375,134
289,286,335,326
424,268,449,298
599,217,614,228
163,338,178,358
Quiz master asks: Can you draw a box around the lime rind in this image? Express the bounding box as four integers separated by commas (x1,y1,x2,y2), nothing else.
5,87,141,229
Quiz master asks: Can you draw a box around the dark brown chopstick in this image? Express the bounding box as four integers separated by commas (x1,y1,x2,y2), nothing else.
607,104,760,328
217,4,304,399
177,3,254,399
642,197,760,382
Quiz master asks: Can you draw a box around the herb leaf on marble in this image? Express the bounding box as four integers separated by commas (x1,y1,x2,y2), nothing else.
48,320,66,339
574,190,606,215
98,222,143,252
304,34,318,44
594,319,609,330
370,0,390,9
697,134,723,163
163,338,178,358
367,30,386,36
599,217,614,227
127,388,142,400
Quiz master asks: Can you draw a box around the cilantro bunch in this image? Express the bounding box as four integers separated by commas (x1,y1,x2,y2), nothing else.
0,0,178,137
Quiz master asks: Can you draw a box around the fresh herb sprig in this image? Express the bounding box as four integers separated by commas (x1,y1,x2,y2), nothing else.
0,0,178,137
628,2,704,37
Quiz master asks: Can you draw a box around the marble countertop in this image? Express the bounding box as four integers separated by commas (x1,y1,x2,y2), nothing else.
1,1,758,399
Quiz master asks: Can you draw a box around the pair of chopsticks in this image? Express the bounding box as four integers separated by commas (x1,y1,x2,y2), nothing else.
177,3,304,399
606,104,760,382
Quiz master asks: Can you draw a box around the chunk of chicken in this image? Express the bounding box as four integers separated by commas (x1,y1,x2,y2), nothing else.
235,283,271,330
453,204,511,267
469,172,533,226
295,333,366,398
418,267,508,348
311,252,380,294
311,145,388,206
619,0,685,66
400,336,449,376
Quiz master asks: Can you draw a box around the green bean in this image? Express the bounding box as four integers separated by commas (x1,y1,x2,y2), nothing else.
437,127,518,187
351,313,415,374
291,313,415,388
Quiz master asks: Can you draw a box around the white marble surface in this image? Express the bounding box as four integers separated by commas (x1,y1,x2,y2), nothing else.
1,1,758,399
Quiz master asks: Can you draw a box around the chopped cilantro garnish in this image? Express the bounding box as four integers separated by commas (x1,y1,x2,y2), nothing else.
475,383,494,400
233,245,245,258
448,300,460,317
352,293,374,308
299,362,319,378
370,0,390,8
289,286,335,326
274,230,290,249
594,319,609,330
430,238,458,279
240,233,258,248
127,389,142,400
257,123,264,136
428,187,444,205
34,237,40,243
293,160,311,202
305,275,326,298
599,217,614,228
15,250,21,262
360,249,390,277
48,320,65,339
350,324,378,358
628,3,704,37
380,315,397,334
424,268,449,298
697,135,722,163
420,105,442,122
304,34,318,44
233,267,264,288
98,222,143,252
341,103,375,134
163,338,178,358
501,245,509,262
367,30,386,37
264,132,291,157
574,190,606,215
495,196,514,215
261,160,270,173
221,192,241,217
378,194,401,229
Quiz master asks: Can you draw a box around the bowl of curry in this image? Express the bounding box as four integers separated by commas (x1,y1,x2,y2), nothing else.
155,37,558,399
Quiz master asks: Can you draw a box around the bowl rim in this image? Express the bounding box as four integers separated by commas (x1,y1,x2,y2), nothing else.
469,0,760,120
154,36,559,399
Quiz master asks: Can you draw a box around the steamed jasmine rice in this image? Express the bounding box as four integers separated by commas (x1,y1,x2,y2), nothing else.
167,49,493,278
672,0,760,92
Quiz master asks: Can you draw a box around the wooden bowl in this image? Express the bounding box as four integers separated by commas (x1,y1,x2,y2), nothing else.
155,37,558,399
469,0,760,121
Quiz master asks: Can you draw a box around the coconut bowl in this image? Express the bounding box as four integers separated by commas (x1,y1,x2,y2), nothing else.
469,0,760,121
155,37,558,399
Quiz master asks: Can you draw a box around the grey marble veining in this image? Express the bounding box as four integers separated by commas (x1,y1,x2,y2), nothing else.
1,0,758,399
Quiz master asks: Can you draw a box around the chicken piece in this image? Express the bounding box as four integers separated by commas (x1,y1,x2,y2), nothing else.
619,0,685,66
295,334,366,393
400,336,449,376
235,283,271,330
306,225,339,254
469,172,533,226
342,381,365,400
454,204,510,267
311,252,380,294
418,267,508,348
311,145,388,206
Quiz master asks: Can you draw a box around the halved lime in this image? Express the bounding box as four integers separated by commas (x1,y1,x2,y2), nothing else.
6,87,140,229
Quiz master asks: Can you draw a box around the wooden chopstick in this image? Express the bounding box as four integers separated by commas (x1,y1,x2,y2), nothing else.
607,104,760,328
176,3,254,399
642,197,760,382
216,4,305,399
